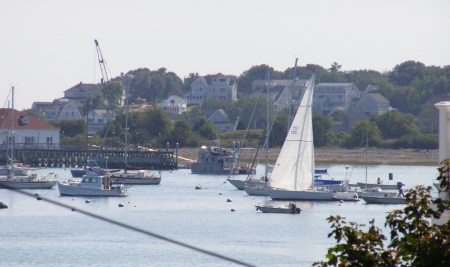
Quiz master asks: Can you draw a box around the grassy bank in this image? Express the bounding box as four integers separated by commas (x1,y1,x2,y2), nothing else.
177,147,438,166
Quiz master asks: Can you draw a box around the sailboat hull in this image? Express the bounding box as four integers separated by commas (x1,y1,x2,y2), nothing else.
267,188,359,201
0,180,56,189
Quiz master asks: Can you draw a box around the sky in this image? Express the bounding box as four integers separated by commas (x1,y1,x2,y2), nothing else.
1,0,449,110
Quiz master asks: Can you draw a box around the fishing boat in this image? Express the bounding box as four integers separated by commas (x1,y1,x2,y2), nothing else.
105,87,162,185
361,195,406,204
266,74,357,201
255,202,301,214
57,171,127,197
190,145,254,175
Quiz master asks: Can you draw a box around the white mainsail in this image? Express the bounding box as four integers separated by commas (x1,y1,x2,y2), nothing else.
269,74,316,191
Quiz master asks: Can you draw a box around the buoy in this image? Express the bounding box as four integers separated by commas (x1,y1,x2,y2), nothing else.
0,202,8,209
118,203,124,207
195,185,202,190
340,200,344,203
231,209,235,212
219,192,223,195
85,200,90,203
227,198,232,202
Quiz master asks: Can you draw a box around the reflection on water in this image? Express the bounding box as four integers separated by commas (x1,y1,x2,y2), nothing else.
0,165,439,266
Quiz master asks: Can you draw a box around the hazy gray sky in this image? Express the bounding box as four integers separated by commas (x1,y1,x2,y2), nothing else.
1,0,449,110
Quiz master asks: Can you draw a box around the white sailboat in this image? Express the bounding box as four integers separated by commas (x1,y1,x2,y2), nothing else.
266,74,357,201
0,87,56,190
109,85,161,185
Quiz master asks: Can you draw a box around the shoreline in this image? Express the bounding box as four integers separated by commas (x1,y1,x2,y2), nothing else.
177,147,439,166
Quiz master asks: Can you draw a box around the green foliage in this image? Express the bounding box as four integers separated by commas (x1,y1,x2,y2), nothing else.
168,119,198,147
314,184,450,266
53,119,86,137
313,113,333,147
391,134,438,150
219,129,264,148
192,116,217,140
237,65,283,94
345,120,382,148
102,80,124,109
388,61,426,86
269,114,288,147
372,110,419,139
127,68,184,103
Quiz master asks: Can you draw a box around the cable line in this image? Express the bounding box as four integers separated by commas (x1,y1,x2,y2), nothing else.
1,185,256,267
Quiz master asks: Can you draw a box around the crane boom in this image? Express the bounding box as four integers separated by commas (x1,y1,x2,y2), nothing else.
94,39,110,83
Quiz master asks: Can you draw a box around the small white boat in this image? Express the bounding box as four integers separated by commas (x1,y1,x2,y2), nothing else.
57,172,127,197
109,170,161,185
356,182,398,190
0,173,57,189
361,195,406,204
255,202,301,214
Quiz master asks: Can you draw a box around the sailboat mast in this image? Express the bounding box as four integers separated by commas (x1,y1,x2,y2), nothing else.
10,86,14,166
124,88,129,171
365,127,368,189
265,73,270,180
287,58,298,133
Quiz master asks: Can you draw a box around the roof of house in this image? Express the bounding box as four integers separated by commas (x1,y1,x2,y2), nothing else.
0,109,59,130
364,93,389,103
64,82,103,94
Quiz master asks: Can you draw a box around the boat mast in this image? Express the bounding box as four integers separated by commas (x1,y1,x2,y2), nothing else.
287,58,298,133
365,126,368,190
124,87,129,173
265,72,270,180
10,86,14,169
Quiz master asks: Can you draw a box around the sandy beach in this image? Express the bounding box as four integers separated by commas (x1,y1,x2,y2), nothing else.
177,147,439,166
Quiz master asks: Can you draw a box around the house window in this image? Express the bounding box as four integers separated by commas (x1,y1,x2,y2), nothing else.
170,99,175,104
47,137,53,146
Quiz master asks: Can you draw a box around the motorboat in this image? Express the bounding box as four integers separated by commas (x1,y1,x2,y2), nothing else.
0,173,57,189
356,182,398,190
255,202,301,214
361,195,407,204
57,172,127,197
190,146,254,175
109,170,161,185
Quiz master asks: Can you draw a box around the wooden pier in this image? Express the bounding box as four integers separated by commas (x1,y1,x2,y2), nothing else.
0,146,178,170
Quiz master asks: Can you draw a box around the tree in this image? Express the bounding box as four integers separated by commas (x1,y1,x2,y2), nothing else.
314,160,450,267
313,113,333,147
237,64,281,94
169,119,196,147
388,61,426,86
192,116,217,140
345,120,382,148
54,119,86,137
102,80,124,109
372,110,419,139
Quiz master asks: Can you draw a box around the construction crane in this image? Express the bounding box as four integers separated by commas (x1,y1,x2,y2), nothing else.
94,39,110,83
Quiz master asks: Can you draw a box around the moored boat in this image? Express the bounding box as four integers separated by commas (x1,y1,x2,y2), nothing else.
0,173,57,190
57,172,127,197
361,195,407,204
255,202,301,214
109,170,161,185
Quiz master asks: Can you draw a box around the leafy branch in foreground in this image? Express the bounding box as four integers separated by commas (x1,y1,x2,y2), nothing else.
314,160,450,266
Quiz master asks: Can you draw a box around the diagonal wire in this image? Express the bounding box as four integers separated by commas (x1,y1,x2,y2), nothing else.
1,185,256,267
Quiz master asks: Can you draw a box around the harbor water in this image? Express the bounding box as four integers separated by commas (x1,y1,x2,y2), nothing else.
0,164,440,267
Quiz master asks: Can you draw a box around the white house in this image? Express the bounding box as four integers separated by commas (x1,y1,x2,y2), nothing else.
313,83,361,115
159,95,187,116
186,74,238,106
57,101,83,120
87,109,116,135
208,109,237,132
0,109,60,148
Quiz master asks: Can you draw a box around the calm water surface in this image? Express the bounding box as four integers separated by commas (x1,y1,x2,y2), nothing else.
0,164,439,267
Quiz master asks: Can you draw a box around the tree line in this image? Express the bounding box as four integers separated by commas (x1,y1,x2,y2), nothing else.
48,60,449,150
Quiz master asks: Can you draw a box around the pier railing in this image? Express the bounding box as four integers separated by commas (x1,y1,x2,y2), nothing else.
0,144,178,170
